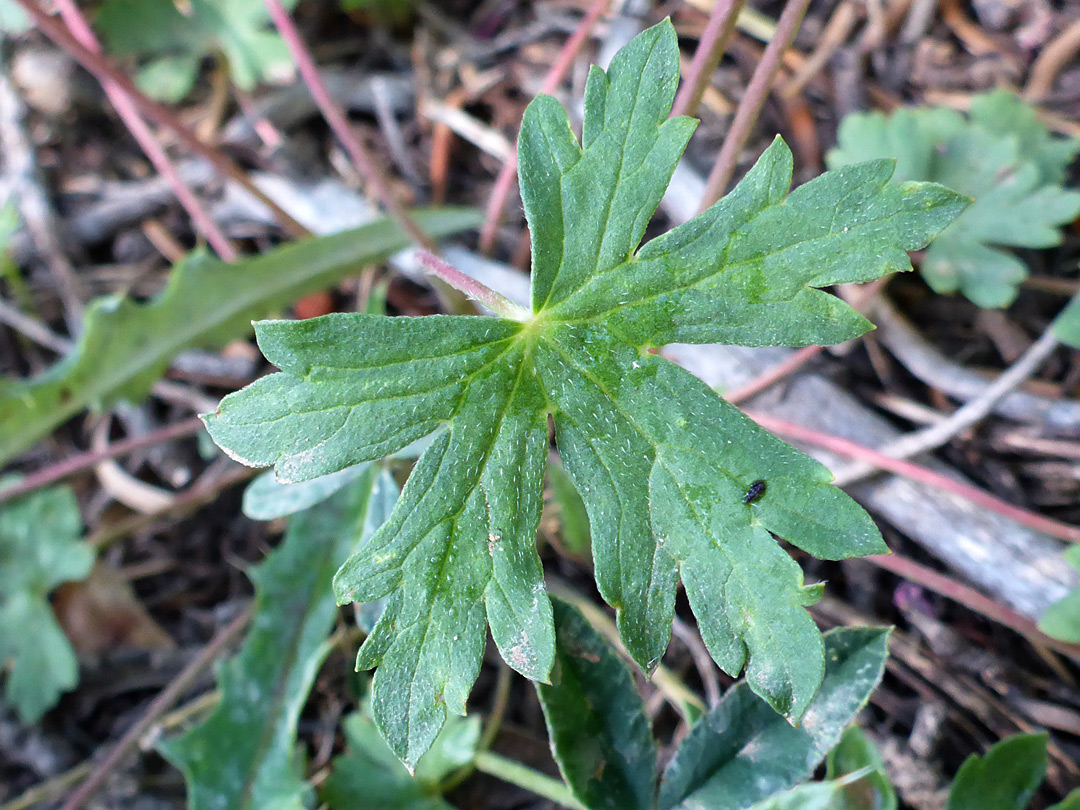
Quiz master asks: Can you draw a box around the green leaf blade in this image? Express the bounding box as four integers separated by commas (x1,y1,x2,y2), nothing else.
657,627,891,810
536,599,658,810
828,91,1080,307
160,470,394,810
551,138,967,348
324,337,555,767
205,312,520,481
535,323,883,714
522,19,696,313
321,711,478,810
945,732,1048,810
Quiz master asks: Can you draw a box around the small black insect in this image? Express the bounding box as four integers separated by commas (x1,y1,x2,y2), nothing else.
741,479,766,504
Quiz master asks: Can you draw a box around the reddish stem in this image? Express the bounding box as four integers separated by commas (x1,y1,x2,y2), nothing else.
0,417,205,505
13,0,309,239
671,0,745,118
53,0,237,261
747,410,1080,545
699,0,812,210
478,0,610,255
416,250,528,319
263,0,430,249
724,345,823,404
867,552,1080,660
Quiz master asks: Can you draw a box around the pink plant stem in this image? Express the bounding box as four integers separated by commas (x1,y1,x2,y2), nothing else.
867,552,1080,660
671,0,745,118
416,250,528,319
0,417,204,505
724,344,823,404
13,0,309,239
478,0,610,255
699,0,812,210
263,0,430,248
53,0,237,261
747,410,1080,545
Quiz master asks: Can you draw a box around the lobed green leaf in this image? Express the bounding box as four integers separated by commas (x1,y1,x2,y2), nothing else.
828,91,1080,308
945,732,1048,810
0,485,93,722
205,19,963,765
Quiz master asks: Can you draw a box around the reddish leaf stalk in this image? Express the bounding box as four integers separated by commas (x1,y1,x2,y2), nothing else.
416,250,528,320
0,417,205,505
671,0,745,119
699,0,813,210
747,410,1080,545
263,0,431,249
12,0,309,239
478,0,611,255
52,0,238,261
867,552,1080,660
724,344,823,404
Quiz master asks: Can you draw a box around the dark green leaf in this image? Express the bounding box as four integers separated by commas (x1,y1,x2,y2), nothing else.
0,485,93,721
825,725,897,810
657,627,890,810
96,0,298,99
828,91,1080,308
535,599,657,810
945,732,1047,810
0,208,478,466
160,469,396,809
321,710,479,810
206,19,962,765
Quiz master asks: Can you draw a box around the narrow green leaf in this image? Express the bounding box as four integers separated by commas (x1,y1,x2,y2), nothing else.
0,208,478,465
746,776,871,810
829,91,1080,307
945,732,1048,810
825,725,897,810
0,485,93,722
160,469,396,810
321,711,479,810
205,18,961,765
1054,296,1080,350
535,599,657,810
657,627,891,810
242,463,371,521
